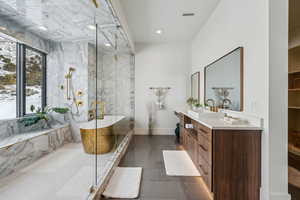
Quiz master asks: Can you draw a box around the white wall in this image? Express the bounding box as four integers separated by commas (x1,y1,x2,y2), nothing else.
190,0,289,199
135,42,190,135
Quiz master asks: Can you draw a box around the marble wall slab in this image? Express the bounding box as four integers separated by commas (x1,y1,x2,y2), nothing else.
0,125,72,179
47,42,89,120
47,41,90,142
88,45,135,132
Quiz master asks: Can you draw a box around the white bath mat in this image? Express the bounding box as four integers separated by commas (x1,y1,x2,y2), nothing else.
163,150,200,176
103,167,142,199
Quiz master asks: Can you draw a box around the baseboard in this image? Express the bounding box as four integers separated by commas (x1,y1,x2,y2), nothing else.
260,187,291,200
269,193,291,200
134,128,174,135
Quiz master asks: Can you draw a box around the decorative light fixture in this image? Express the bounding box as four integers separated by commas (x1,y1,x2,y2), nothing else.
155,29,163,34
38,26,48,31
87,25,96,30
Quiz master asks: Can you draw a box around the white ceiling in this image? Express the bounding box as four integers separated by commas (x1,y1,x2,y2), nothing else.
120,0,220,43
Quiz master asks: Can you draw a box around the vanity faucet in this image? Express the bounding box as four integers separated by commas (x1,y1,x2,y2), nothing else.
206,99,215,107
222,98,232,109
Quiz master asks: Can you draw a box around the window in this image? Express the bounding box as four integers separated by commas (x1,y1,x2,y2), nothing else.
0,36,17,119
24,46,46,115
0,35,46,120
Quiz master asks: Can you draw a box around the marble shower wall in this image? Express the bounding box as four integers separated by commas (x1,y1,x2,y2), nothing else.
88,45,135,131
102,53,135,120
47,41,89,142
47,41,89,121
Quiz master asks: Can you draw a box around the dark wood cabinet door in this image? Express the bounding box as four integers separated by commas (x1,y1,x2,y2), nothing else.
213,130,261,200
179,115,261,200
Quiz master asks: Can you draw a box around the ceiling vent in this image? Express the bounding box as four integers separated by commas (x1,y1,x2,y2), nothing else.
182,13,195,17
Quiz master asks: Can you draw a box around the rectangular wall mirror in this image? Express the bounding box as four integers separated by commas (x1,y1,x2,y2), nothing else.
204,47,243,111
191,72,200,103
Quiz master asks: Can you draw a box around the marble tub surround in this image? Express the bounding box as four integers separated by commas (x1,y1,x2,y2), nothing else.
0,124,72,179
0,114,69,140
0,124,70,149
176,110,263,130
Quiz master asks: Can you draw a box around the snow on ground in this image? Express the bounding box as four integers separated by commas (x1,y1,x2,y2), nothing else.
0,68,15,76
0,85,41,119
0,100,16,119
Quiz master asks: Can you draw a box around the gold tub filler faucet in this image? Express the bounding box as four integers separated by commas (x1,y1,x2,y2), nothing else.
89,101,105,120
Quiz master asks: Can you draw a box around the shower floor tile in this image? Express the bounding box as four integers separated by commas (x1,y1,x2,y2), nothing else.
0,143,112,200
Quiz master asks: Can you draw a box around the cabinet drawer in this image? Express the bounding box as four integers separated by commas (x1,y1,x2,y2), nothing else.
197,123,212,141
197,154,212,191
198,140,212,165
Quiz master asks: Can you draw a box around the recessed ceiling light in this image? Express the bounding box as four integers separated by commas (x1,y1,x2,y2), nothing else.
87,25,96,30
155,29,163,34
105,43,111,47
38,26,48,31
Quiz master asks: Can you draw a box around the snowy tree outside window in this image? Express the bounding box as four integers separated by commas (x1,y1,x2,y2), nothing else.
25,48,43,114
0,35,45,120
0,36,17,119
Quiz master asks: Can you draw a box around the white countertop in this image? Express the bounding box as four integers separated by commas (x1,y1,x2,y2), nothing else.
177,110,262,131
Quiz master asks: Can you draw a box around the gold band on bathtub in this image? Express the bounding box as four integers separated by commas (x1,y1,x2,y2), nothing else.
80,126,115,154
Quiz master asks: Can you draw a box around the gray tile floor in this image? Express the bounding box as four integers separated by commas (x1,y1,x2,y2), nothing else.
103,135,211,200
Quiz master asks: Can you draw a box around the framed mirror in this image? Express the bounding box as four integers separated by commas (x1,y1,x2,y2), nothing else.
204,47,243,111
191,72,200,103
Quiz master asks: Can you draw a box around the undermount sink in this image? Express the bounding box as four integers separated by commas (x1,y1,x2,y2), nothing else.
187,109,224,119
223,116,249,125
187,110,201,118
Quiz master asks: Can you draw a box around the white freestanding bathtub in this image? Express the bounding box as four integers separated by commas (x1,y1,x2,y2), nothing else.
79,116,125,154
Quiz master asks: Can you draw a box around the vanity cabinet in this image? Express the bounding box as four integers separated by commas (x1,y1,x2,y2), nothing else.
180,114,261,200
